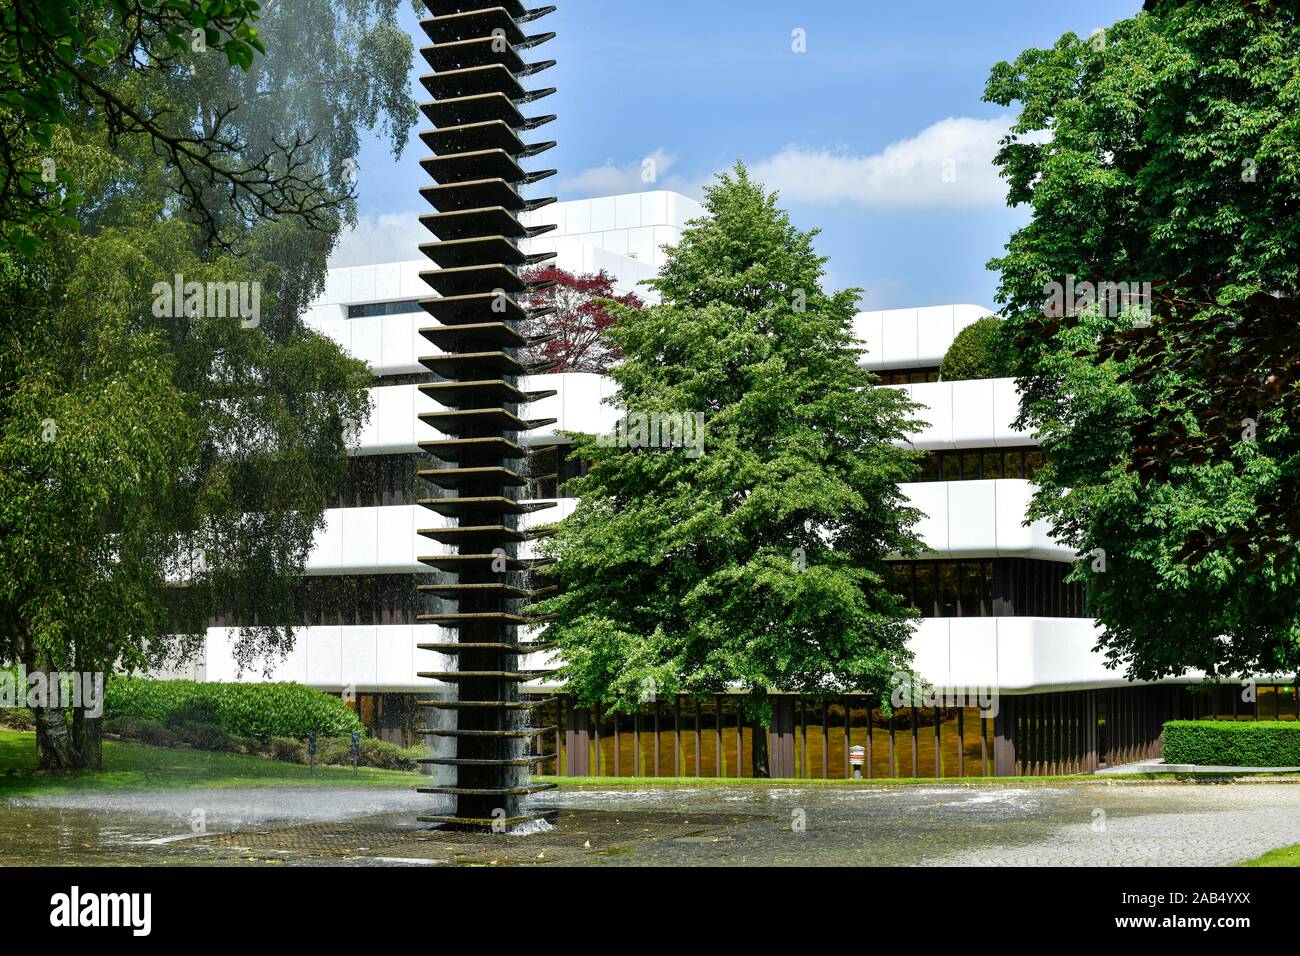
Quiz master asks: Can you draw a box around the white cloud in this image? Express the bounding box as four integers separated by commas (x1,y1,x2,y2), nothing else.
552,116,1036,209
748,115,1024,208
553,149,703,199
328,211,423,268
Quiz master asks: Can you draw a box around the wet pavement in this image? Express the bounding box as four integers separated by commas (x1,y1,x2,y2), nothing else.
0,788,439,866
4,780,1300,866
539,782,1300,866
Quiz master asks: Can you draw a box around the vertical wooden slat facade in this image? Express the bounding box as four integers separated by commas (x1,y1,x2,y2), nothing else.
715,694,724,778
771,697,797,778
842,695,851,778
694,704,703,777
800,699,808,780
980,712,988,776
957,707,965,777
910,707,919,778
674,698,683,775
822,702,830,779
734,704,743,779
540,684,1295,780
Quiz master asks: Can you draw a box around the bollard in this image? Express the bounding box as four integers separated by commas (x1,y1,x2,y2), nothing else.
849,745,865,779
351,731,360,777
308,730,317,777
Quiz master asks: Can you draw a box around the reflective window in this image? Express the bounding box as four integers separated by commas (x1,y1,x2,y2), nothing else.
874,366,942,385
889,559,1088,618
347,300,424,319
211,574,427,628
912,448,1044,483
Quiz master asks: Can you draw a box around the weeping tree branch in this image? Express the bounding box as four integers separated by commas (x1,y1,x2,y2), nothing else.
0,0,352,254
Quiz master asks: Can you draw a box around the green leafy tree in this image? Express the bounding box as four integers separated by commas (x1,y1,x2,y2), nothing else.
983,0,1300,681
0,0,414,768
939,316,1014,381
535,165,923,775
1,0,295,257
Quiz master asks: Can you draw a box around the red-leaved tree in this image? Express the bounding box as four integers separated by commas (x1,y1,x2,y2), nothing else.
520,266,643,373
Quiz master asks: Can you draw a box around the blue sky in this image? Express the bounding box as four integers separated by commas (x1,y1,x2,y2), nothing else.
338,0,1141,312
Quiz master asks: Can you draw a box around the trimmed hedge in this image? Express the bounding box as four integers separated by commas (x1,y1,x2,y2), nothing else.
939,316,1015,382
105,677,363,740
1163,720,1300,767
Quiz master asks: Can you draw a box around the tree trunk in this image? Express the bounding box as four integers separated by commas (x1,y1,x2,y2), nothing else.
35,702,81,770
751,714,770,778
17,626,86,771
72,709,103,770
70,644,104,769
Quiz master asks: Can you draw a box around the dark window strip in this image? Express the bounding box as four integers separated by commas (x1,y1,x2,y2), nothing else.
890,558,1089,619
347,300,424,319
209,574,427,628
371,371,442,388
914,448,1044,482
327,448,589,509
328,453,429,510
874,366,942,385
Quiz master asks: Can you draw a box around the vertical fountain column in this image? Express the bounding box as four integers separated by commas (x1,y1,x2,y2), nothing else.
412,0,562,831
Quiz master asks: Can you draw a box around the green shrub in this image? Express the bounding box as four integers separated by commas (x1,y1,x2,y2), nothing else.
270,736,307,763
0,707,35,731
939,316,1015,382
170,720,241,753
163,696,221,727
107,717,245,752
105,717,176,747
316,736,353,766
1163,720,1300,767
105,677,363,740
102,711,422,771
318,736,424,771
238,736,269,757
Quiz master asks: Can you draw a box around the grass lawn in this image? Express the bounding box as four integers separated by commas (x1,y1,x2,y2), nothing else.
0,730,419,798
1240,844,1300,867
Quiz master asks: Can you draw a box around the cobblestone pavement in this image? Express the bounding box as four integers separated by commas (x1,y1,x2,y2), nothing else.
5,781,1300,865
919,784,1300,866
532,782,1300,866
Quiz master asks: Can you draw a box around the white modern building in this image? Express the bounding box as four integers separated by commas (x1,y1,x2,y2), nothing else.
178,190,1209,771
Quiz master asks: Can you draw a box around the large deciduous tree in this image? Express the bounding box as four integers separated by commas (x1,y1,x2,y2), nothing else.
0,0,415,768
984,0,1300,681
535,165,922,776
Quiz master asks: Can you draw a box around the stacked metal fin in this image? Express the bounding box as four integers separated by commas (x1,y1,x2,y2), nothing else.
413,0,561,832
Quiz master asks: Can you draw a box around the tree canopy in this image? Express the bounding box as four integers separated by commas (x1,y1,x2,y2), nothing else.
534,165,923,773
984,0,1300,681
939,316,1014,381
520,266,643,373
3,0,290,257
0,0,415,767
